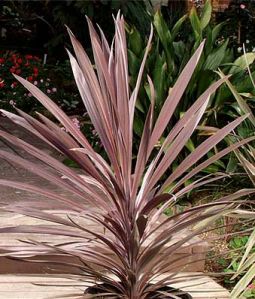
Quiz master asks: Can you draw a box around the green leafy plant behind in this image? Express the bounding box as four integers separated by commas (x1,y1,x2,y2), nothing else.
0,14,254,298
127,0,255,179
128,0,236,121
224,230,255,299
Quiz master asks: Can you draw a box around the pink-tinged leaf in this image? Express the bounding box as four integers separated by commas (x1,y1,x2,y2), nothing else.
161,114,248,192
0,179,84,211
87,20,118,124
141,193,173,215
137,77,227,202
0,149,102,203
0,224,86,238
129,25,153,135
66,27,118,159
13,74,91,150
0,129,100,193
36,112,114,187
148,40,205,154
67,216,128,269
159,77,229,155
150,107,207,187
66,47,122,186
131,76,155,200
0,109,55,149
14,109,108,186
175,173,228,198
171,136,255,193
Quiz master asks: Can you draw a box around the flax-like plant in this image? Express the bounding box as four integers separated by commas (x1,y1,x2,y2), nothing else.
0,15,255,298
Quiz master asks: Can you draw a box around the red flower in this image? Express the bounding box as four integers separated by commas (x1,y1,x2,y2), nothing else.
17,58,22,64
24,61,30,67
15,69,21,75
11,82,17,88
0,82,5,88
33,67,39,74
10,68,16,73
0,58,4,64
25,55,33,60
27,76,33,82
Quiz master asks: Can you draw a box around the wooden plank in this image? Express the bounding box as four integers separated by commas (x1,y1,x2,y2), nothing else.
0,213,209,273
0,273,230,299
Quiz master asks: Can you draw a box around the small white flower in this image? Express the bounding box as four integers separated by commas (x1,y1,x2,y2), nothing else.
246,39,250,44
252,47,255,52
9,100,16,105
237,47,242,53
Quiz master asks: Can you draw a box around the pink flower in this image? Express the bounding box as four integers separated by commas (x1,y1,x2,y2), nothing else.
40,79,44,83
11,82,17,88
72,117,80,129
52,87,57,92
240,4,246,9
46,89,51,94
248,283,255,289
33,81,38,86
28,93,32,97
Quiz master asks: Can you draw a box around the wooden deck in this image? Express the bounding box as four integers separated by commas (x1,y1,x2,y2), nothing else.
0,273,230,298
0,212,209,273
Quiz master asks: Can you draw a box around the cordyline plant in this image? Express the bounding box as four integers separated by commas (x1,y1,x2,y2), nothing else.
0,14,255,299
